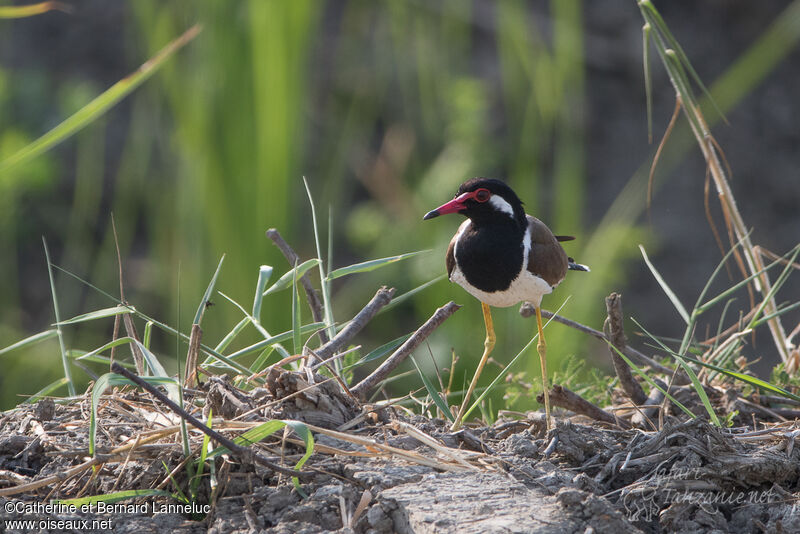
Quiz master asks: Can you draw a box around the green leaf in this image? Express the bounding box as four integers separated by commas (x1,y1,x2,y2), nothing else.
605,340,696,419
56,489,175,506
43,238,75,396
68,349,137,368
24,377,70,403
292,263,301,356
410,355,455,422
223,322,325,361
0,2,68,19
90,373,179,456
380,274,446,314
194,255,225,325
698,249,788,313
0,329,58,356
263,259,321,296
0,26,201,175
326,251,429,281
642,22,653,142
56,305,134,326
51,263,253,376
639,0,726,122
639,245,689,324
208,419,314,494
214,317,250,353
252,265,274,321
133,340,179,402
191,409,213,501
74,337,137,361
143,320,154,350
681,354,800,403
303,177,336,343
343,334,412,371
633,318,720,426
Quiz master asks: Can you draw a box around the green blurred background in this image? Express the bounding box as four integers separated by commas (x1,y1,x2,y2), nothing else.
1,1,799,410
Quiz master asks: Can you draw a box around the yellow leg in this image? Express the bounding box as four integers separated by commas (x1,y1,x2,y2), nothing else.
535,306,552,430
450,302,495,431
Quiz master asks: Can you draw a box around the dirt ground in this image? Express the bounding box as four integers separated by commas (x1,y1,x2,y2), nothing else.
1,368,799,534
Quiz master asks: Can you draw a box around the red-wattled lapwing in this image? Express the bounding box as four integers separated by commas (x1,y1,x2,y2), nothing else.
423,178,589,430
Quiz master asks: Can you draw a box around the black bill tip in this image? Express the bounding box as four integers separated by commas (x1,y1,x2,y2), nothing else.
422,209,440,220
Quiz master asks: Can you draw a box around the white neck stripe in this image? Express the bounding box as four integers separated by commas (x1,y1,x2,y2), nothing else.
489,195,515,218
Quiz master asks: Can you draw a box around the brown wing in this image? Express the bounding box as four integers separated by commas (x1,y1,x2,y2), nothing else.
527,215,568,287
445,233,457,279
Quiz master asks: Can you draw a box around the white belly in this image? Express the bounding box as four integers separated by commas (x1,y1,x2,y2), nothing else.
450,263,552,308
450,218,554,308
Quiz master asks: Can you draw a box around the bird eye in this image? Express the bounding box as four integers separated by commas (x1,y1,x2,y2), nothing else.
474,188,490,203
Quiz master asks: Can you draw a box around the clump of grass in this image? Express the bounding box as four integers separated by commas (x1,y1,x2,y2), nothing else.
0,184,445,505
639,0,797,370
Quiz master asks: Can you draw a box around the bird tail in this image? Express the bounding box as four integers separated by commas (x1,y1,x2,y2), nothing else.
567,257,590,272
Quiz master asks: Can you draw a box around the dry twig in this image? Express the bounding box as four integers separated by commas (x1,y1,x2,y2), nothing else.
604,293,647,405
111,363,313,480
309,286,395,367
351,301,461,399
266,228,329,344
539,385,630,429
519,302,688,384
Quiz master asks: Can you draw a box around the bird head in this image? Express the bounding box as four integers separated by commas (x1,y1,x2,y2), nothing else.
423,178,526,227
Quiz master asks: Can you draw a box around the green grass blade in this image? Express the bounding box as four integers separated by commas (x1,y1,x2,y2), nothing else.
693,230,751,308
632,317,720,426
0,25,201,175
642,22,653,142
711,298,737,354
133,340,179,402
639,0,726,121
303,176,335,342
639,244,689,324
745,245,800,329
89,373,130,456
191,409,213,501
342,334,412,371
250,346,276,374
207,419,314,494
326,250,429,281
262,259,321,296
143,320,154,350
56,489,175,506
0,2,68,18
194,255,225,325
379,274,447,314
56,305,134,326
214,317,250,353
753,300,800,328
221,322,325,362
698,250,788,313
68,349,137,368
252,265,274,321
0,329,58,356
23,377,70,403
43,237,75,397
292,262,301,356
75,337,137,361
410,355,455,422
680,354,800,403
90,373,178,456
51,263,254,375
605,340,696,419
